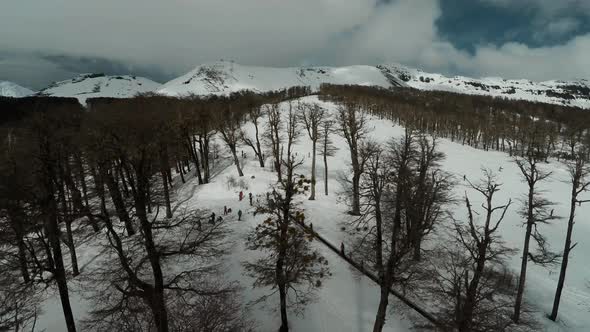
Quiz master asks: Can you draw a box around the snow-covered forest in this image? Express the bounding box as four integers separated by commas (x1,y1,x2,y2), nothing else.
1,84,590,332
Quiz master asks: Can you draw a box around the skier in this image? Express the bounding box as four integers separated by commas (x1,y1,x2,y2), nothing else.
224,205,228,215
238,210,243,221
249,192,253,206
210,212,216,224
239,191,244,201
340,242,345,256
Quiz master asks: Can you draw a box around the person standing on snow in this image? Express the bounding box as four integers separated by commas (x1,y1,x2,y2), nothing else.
238,210,243,221
239,191,244,201
249,192,253,206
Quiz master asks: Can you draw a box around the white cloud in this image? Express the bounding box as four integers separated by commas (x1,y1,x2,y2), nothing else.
0,0,379,73
1,0,589,84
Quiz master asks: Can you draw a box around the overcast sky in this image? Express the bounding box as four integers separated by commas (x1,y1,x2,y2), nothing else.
1,0,589,89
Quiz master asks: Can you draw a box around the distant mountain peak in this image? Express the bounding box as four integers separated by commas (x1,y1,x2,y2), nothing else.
0,81,35,97
39,74,161,105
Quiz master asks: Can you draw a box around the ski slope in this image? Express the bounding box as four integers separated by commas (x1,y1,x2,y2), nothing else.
0,81,35,97
38,73,161,104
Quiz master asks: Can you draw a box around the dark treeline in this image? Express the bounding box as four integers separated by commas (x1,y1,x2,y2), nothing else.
320,84,590,161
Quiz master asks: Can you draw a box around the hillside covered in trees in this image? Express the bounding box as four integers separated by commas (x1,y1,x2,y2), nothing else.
1,84,590,332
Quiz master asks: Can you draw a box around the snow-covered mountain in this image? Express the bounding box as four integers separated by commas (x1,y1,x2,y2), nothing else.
158,61,398,96
377,64,590,109
158,61,590,109
38,73,161,104
0,81,35,97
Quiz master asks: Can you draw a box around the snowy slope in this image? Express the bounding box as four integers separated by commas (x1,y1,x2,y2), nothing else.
158,61,590,108
378,63,590,109
158,61,400,96
38,73,161,104
33,96,590,331
0,81,35,97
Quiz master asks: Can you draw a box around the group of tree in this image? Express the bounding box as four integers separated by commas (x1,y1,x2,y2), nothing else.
0,90,299,331
320,84,590,162
322,85,590,331
244,104,330,332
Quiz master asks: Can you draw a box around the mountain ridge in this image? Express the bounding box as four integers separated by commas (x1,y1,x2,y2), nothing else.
158,61,590,109
0,81,36,97
38,73,161,104
6,62,589,108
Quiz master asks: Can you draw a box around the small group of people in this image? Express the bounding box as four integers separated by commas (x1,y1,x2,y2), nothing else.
209,212,222,224
222,205,242,221
238,191,254,206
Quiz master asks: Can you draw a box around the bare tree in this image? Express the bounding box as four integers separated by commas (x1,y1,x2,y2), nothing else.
319,119,338,196
29,109,78,332
513,154,560,323
244,158,329,332
218,105,244,177
299,102,327,200
550,150,590,321
406,135,453,261
371,131,417,332
265,103,283,182
83,210,241,332
241,105,266,168
337,102,370,215
350,131,423,332
442,169,515,331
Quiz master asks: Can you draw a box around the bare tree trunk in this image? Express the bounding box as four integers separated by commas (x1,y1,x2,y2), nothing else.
514,214,533,323
161,169,173,218
277,253,289,332
324,151,329,196
99,163,135,236
309,139,316,200
351,168,361,215
64,216,79,276
42,172,77,332
58,178,79,277
255,129,265,168
17,236,30,283
134,168,169,332
188,136,204,184
373,285,390,332
550,172,582,321
177,160,186,183
231,146,244,177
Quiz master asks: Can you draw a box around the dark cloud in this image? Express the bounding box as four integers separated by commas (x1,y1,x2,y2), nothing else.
0,52,170,89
